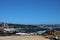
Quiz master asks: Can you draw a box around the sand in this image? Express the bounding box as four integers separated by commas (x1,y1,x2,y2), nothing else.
0,35,50,40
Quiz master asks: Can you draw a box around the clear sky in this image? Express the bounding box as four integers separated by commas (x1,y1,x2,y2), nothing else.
0,0,60,24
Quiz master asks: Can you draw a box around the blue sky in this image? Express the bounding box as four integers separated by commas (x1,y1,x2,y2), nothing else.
0,0,60,24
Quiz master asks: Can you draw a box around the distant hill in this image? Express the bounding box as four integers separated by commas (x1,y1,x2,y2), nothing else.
0,22,37,28
0,22,60,30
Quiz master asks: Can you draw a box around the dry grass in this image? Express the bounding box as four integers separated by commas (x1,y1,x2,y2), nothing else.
44,30,60,36
0,35,50,40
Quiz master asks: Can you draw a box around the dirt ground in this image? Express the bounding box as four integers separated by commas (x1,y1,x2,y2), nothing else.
0,35,50,40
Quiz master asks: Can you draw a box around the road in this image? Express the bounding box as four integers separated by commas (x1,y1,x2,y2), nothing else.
0,35,50,40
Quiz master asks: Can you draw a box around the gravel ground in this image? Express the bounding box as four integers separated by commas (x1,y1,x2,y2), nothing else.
0,35,50,40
